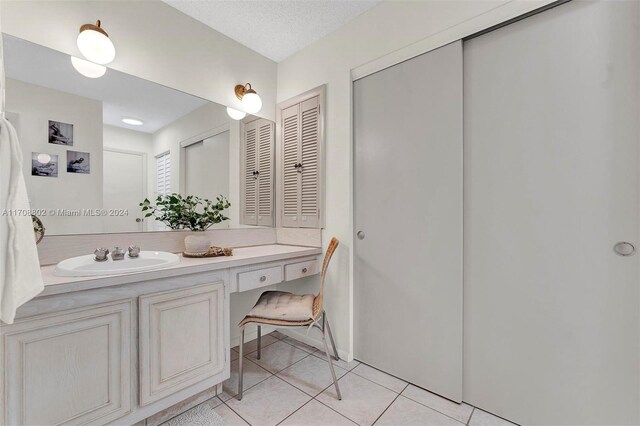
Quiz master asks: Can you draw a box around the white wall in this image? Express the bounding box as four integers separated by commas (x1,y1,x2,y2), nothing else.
276,0,554,361
0,0,277,120
6,78,104,235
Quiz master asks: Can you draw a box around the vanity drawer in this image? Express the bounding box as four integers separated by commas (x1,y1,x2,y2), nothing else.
285,259,319,281
237,266,283,292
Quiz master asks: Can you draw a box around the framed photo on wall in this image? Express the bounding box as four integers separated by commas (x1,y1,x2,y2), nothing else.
31,152,58,177
48,120,73,146
67,150,90,174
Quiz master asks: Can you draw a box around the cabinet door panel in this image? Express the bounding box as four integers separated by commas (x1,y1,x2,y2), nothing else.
281,104,301,227
139,283,224,406
242,121,258,225
1,301,132,426
257,120,275,226
299,96,320,228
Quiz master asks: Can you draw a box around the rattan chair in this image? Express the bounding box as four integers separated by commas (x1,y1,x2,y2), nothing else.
237,237,342,400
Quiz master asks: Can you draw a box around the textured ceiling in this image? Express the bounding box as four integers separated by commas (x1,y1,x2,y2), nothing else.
163,0,382,62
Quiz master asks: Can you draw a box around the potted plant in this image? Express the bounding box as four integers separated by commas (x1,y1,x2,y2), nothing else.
140,194,231,254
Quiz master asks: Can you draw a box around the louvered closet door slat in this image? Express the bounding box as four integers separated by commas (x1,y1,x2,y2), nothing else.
257,120,274,226
243,121,258,225
281,104,301,227
299,96,320,228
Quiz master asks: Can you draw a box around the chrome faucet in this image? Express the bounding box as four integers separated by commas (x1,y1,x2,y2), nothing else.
128,245,140,258
94,248,109,262
112,247,126,261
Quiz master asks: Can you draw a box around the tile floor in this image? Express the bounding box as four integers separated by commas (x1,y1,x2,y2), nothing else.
161,331,517,426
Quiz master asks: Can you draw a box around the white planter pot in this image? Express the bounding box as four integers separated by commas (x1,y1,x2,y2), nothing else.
184,233,210,255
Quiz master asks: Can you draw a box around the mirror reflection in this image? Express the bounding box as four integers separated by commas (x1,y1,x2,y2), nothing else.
3,35,270,235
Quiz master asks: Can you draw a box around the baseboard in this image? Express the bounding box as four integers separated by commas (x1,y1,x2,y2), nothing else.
278,328,352,361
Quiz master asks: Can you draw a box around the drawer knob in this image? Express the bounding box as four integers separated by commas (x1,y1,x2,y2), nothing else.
260,275,267,282
302,268,308,273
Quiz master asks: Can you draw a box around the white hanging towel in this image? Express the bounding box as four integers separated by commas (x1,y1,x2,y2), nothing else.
0,116,44,324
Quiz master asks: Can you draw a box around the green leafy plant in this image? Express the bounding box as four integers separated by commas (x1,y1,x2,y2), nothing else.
140,194,231,231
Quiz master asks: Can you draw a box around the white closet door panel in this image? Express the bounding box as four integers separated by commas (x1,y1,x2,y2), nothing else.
299,96,320,228
354,41,463,402
257,120,274,226
463,1,639,424
281,104,301,227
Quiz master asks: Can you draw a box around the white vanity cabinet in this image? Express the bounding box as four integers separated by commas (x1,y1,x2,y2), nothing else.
0,272,230,426
1,300,132,426
139,283,225,406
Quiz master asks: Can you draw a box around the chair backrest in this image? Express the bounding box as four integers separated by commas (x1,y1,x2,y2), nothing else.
312,237,339,318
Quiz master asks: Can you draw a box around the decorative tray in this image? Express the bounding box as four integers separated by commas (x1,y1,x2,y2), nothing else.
183,246,233,258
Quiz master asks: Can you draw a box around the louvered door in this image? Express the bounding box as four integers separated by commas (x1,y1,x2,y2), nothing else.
242,121,258,225
241,118,274,226
279,93,322,228
299,97,320,227
256,120,274,226
281,104,301,227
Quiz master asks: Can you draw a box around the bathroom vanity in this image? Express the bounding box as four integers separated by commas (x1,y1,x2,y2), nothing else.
0,244,321,425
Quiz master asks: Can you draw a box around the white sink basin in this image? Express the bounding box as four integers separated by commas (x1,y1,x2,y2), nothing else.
55,251,180,277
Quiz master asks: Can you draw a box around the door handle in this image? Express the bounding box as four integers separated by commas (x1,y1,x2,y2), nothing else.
357,231,365,240
136,218,142,223
614,242,635,256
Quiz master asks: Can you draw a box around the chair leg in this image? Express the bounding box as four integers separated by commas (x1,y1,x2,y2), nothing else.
257,325,262,360
237,327,245,400
324,312,340,361
321,327,342,400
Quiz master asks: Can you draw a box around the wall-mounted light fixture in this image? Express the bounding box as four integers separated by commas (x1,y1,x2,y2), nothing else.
226,107,247,120
70,56,107,79
235,83,262,114
77,20,116,65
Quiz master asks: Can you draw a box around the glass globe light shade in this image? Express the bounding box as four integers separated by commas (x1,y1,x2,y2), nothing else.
227,107,247,120
71,56,107,78
241,92,262,114
77,26,115,65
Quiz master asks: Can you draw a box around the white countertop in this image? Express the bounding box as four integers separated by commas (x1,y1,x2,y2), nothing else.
39,244,322,297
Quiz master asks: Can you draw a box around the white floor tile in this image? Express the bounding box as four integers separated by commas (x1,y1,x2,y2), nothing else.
234,334,279,355
469,408,517,426
312,351,360,371
215,403,250,425
352,363,407,393
402,384,473,423
280,399,357,426
375,396,463,426
269,331,287,340
226,376,311,426
282,336,319,354
316,372,398,426
220,358,272,401
246,340,310,373
231,349,239,361
277,354,348,396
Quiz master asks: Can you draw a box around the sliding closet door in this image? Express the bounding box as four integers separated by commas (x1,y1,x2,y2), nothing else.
464,1,639,424
354,41,463,401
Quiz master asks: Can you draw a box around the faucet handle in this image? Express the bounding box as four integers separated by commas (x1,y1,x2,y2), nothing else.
94,247,109,262
112,247,126,261
128,245,140,258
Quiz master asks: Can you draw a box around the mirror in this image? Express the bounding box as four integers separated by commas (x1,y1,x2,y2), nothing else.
3,34,273,235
